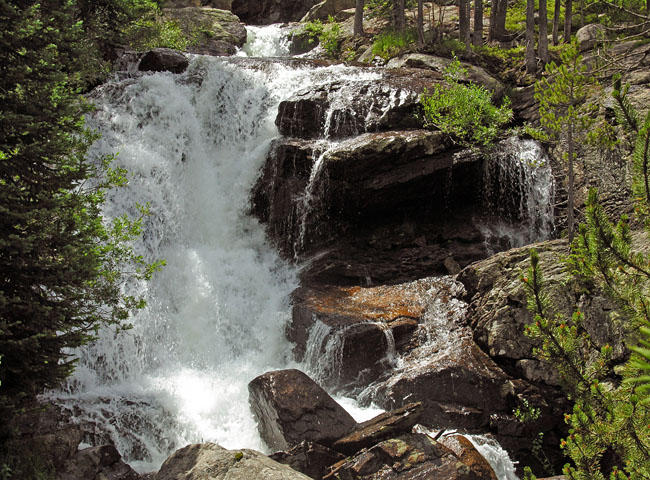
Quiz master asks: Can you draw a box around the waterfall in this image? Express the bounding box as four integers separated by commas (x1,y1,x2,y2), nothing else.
480,137,555,251
46,54,384,473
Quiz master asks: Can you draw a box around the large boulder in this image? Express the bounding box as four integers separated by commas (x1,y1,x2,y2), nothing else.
248,369,357,451
232,0,321,24
324,433,484,480
576,23,606,52
155,443,311,480
138,48,189,74
439,435,498,480
301,0,356,22
162,7,246,56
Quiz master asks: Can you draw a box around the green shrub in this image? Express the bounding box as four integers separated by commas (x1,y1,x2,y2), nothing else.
371,29,416,60
301,16,342,58
420,57,513,146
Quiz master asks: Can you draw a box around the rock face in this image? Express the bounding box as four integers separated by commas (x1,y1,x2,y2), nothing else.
248,369,357,450
270,441,345,480
162,7,246,56
325,433,485,480
301,0,356,22
59,445,139,480
439,435,498,480
458,239,627,385
232,0,321,24
138,48,189,74
155,443,311,480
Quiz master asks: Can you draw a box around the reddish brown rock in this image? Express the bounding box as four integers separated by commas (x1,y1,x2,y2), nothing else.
248,369,357,451
270,441,345,480
439,435,498,480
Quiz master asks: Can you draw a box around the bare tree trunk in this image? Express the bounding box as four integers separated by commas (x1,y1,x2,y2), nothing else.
552,0,561,45
354,0,364,36
564,0,573,42
474,0,483,46
567,121,575,241
393,0,406,32
459,0,471,50
488,0,508,40
417,0,425,46
539,0,550,64
526,0,536,73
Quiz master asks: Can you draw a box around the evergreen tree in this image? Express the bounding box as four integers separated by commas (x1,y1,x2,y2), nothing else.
534,42,598,241
523,75,650,480
0,0,161,423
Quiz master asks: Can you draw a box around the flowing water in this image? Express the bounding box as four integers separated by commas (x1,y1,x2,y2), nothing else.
45,26,544,477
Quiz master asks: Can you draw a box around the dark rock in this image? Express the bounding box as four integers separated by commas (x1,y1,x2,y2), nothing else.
270,441,345,480
59,445,139,480
288,28,319,55
324,433,482,480
138,48,189,74
248,369,357,450
439,435,498,480
156,443,311,480
232,0,321,24
332,403,423,455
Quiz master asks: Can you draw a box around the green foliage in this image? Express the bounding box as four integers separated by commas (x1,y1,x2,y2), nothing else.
301,16,342,58
522,82,650,479
419,57,513,147
371,29,416,60
0,0,162,423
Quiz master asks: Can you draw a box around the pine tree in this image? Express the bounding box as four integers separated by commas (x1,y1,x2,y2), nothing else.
534,42,598,241
0,0,161,425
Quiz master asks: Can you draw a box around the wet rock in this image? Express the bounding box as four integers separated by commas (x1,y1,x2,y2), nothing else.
59,445,139,480
275,71,439,139
162,7,246,56
232,0,321,24
324,433,483,480
138,48,189,74
386,54,505,98
439,435,498,480
248,369,357,450
270,441,345,480
576,23,606,51
332,403,423,455
156,443,311,480
288,28,320,55
301,0,356,22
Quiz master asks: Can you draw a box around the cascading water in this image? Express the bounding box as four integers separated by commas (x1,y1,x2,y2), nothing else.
47,49,381,472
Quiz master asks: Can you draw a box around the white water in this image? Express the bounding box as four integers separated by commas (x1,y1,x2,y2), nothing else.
237,24,292,57
48,52,383,472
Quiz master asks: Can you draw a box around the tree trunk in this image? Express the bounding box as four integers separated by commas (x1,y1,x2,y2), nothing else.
567,121,575,242
474,0,483,46
526,0,536,74
489,0,508,40
564,0,573,42
393,0,406,32
459,0,471,49
354,0,364,36
538,0,550,64
552,0,561,45
417,0,425,46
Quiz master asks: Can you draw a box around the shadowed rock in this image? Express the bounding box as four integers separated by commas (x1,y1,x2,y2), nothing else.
248,369,357,451
270,441,345,480
138,49,189,74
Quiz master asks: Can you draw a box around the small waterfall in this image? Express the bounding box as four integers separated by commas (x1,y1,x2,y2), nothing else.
480,137,555,251
237,24,292,58
466,435,519,480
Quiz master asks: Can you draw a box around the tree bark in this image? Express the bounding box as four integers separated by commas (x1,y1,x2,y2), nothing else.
474,0,484,46
417,0,425,46
354,0,364,36
393,0,406,32
459,0,471,49
564,0,573,42
568,121,575,241
552,0,561,45
526,0,536,74
539,0,550,64
488,0,508,41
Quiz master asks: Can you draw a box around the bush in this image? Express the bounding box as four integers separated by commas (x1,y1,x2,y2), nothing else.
371,29,417,60
301,16,342,59
420,57,513,146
